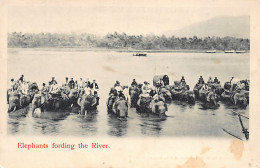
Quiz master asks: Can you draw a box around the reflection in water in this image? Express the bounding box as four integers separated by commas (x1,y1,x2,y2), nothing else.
138,113,167,137
107,113,128,137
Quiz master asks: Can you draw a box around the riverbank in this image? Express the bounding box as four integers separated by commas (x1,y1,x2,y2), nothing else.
8,47,249,53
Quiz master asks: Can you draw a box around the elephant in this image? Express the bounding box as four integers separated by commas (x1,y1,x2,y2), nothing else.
129,86,141,108
171,83,195,104
206,91,218,106
160,88,172,101
68,89,81,106
20,94,32,108
233,90,248,107
112,97,128,118
77,94,98,115
31,93,69,113
198,87,219,106
107,94,117,112
7,91,21,112
136,95,153,113
31,93,46,113
150,100,168,115
193,83,204,99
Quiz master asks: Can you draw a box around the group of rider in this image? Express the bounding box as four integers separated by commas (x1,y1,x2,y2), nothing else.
10,75,99,98
10,74,31,95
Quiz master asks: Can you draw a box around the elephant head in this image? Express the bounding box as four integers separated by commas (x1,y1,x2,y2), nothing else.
233,91,248,107
151,100,167,115
186,90,195,104
31,93,45,113
113,98,128,118
107,94,116,112
77,94,97,115
207,91,218,105
129,86,140,108
8,91,21,112
20,94,32,108
160,88,172,101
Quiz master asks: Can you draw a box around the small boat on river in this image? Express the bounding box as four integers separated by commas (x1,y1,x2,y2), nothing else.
133,52,147,56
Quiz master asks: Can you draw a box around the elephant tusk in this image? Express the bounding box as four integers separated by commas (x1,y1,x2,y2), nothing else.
12,106,17,113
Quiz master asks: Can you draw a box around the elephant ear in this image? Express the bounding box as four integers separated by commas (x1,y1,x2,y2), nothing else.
41,96,45,105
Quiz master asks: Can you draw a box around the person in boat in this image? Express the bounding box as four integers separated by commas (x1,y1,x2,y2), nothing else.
18,74,24,83
69,78,75,89
207,77,212,84
50,77,58,85
198,76,205,84
131,79,138,87
214,77,219,84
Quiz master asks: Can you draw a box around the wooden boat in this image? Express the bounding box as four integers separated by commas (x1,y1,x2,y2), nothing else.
133,52,147,56
224,50,235,53
235,50,246,53
206,50,216,53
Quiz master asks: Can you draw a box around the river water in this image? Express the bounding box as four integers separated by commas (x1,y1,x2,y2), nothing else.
7,48,249,139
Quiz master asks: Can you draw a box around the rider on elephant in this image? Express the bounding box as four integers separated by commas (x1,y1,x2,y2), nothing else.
69,78,75,89
180,76,186,88
131,79,138,87
207,77,212,84
142,81,151,94
10,78,15,91
114,81,123,95
20,81,29,95
41,83,48,94
198,76,205,84
214,77,219,84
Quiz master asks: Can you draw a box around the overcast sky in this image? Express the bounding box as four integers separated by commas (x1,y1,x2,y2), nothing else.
8,1,250,35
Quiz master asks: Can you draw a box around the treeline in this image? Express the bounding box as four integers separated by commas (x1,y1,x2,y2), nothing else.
8,32,250,50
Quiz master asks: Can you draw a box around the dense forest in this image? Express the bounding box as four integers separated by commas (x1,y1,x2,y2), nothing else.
8,32,250,50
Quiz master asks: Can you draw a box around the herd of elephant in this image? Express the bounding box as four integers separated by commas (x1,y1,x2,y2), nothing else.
7,77,249,120
7,84,99,115
106,78,250,118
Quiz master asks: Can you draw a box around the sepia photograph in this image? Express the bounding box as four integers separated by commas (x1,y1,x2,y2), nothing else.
6,3,250,139
1,0,260,167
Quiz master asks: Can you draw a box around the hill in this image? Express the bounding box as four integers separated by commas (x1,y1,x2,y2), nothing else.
163,15,250,38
